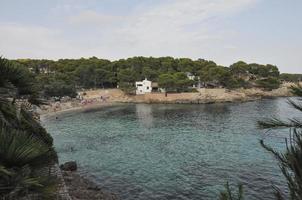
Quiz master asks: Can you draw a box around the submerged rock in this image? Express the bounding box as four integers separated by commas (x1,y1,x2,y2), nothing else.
60,161,77,171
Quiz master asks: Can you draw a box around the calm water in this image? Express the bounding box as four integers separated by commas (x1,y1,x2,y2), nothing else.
43,98,302,200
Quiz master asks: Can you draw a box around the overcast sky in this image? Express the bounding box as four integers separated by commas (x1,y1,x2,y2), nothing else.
0,0,301,73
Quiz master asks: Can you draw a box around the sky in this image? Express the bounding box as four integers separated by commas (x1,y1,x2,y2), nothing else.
0,0,301,73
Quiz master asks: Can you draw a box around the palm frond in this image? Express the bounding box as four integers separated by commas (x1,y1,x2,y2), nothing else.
261,129,302,199
258,97,302,129
0,165,13,177
0,164,57,199
219,182,244,200
0,123,52,168
0,57,42,106
258,118,295,129
288,98,302,112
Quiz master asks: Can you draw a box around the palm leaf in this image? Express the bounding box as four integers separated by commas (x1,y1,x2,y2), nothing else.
0,123,52,168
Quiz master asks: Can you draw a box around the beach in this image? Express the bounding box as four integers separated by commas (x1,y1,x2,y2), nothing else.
37,83,296,118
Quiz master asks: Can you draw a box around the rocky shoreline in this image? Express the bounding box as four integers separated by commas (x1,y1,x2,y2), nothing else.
60,162,118,200
62,171,118,200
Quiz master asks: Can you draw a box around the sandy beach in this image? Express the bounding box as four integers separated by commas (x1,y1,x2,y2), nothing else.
38,83,297,118
39,102,119,121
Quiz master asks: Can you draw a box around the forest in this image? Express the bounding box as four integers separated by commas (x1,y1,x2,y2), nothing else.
10,57,301,97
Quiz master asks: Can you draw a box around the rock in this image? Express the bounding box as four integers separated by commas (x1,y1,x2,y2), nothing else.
60,161,77,171
87,186,101,191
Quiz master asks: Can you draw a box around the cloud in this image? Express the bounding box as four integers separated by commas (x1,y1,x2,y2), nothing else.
1,0,258,60
0,23,84,59
98,0,258,57
1,0,301,72
67,10,123,27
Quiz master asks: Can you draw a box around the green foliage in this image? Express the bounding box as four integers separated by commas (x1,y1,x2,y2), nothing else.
280,73,302,82
174,72,194,92
219,182,244,200
0,100,54,146
118,68,137,84
226,78,250,89
260,129,302,200
256,77,281,91
230,61,249,78
248,63,279,78
0,57,57,198
0,124,52,168
198,64,242,88
44,81,77,98
10,56,297,94
0,58,53,146
158,72,193,93
0,123,57,199
290,84,302,96
0,57,41,103
158,73,175,92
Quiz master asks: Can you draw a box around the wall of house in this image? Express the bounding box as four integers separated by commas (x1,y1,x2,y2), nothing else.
136,80,152,94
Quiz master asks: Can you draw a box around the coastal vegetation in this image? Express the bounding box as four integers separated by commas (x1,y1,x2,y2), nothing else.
0,57,57,199
11,57,300,97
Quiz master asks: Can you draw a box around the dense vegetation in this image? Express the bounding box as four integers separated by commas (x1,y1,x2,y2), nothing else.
0,57,57,199
280,73,302,82
11,57,298,97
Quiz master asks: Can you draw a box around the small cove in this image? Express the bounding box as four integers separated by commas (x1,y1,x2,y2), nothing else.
43,98,302,200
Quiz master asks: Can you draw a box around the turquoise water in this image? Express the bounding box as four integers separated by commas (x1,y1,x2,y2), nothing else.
43,98,301,199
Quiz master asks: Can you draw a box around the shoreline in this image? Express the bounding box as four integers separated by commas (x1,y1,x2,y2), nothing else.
38,83,298,118
39,95,290,120
40,103,122,199
39,102,121,120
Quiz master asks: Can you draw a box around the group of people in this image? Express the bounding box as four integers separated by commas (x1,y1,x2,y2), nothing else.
80,95,109,106
48,93,111,113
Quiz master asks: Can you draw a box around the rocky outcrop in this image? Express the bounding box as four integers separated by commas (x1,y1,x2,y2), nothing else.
60,161,78,171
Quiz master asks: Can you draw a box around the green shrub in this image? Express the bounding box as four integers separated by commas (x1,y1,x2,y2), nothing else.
44,81,77,98
225,78,249,89
256,77,281,91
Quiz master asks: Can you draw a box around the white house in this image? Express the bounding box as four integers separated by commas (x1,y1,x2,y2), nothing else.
186,72,195,80
136,78,152,95
186,72,202,88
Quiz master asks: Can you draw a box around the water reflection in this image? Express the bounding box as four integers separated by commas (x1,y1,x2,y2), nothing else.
136,104,154,128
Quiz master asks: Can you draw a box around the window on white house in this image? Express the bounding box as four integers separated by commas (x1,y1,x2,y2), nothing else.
147,87,149,90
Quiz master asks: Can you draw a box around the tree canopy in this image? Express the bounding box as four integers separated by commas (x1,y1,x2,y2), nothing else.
10,56,299,95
